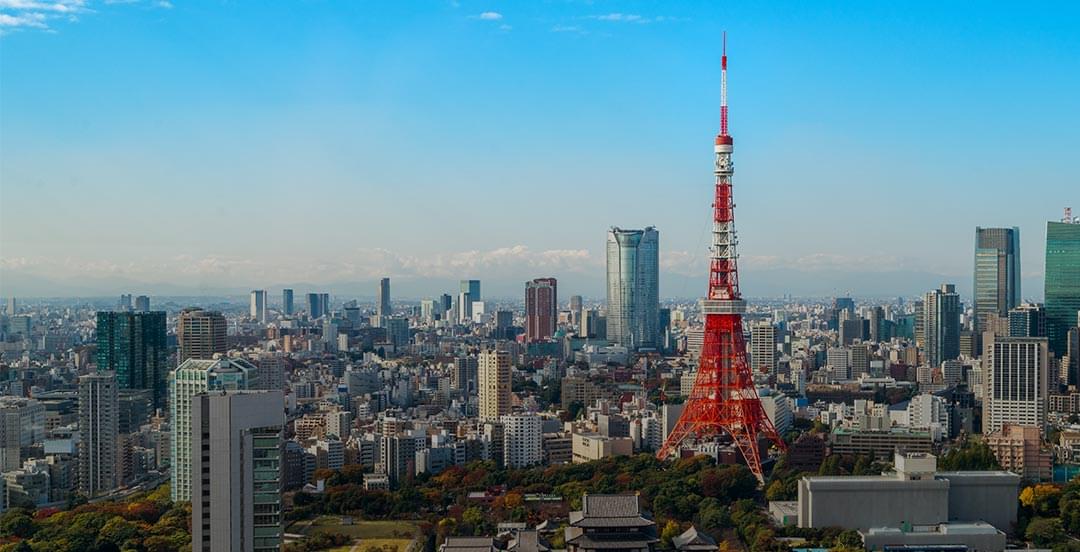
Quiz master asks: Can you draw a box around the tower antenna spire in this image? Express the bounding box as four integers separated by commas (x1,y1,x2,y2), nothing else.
720,31,728,137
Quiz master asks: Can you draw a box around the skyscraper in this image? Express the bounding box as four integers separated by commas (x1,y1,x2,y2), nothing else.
569,295,583,330
458,280,481,322
461,280,481,303
282,289,294,316
96,311,168,409
973,227,1021,337
78,372,119,497
983,334,1049,435
525,278,558,342
0,398,44,472
134,295,150,312
378,278,391,318
177,308,227,365
191,390,284,552
169,357,257,501
750,323,777,376
1009,303,1047,338
478,350,511,421
922,284,961,367
606,226,660,350
306,293,321,319
1046,216,1080,357
249,290,267,323
319,293,330,319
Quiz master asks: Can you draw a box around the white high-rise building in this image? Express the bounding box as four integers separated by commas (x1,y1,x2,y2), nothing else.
249,290,267,323
906,393,951,441
78,372,119,497
641,416,664,452
606,226,660,350
750,323,777,375
759,392,793,434
191,390,284,552
170,357,257,501
479,350,511,421
501,414,542,468
983,334,1049,435
420,299,436,323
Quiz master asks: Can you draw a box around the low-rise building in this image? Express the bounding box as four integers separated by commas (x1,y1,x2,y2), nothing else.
985,424,1052,481
572,433,633,464
795,452,1020,537
829,427,933,457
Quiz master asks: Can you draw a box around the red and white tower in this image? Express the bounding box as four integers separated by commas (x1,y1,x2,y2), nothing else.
657,35,786,482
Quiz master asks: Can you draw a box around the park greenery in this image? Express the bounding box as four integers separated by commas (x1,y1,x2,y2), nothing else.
0,444,1062,552
0,485,189,552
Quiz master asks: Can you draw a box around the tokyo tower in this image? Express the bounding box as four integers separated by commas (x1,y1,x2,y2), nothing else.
656,34,786,483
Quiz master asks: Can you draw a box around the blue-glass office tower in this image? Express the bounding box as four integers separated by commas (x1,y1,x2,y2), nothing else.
973,227,1021,336
96,311,168,409
606,226,659,350
1046,220,1080,357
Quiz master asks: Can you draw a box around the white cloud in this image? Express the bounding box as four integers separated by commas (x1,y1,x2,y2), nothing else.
0,11,47,26
0,246,603,289
594,13,644,23
0,0,168,33
0,0,85,12
551,24,585,34
475,11,501,20
583,13,683,25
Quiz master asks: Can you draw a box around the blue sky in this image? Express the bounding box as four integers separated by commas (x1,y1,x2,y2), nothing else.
1,1,1078,299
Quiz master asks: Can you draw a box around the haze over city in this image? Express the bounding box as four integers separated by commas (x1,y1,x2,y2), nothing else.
2,1,1078,298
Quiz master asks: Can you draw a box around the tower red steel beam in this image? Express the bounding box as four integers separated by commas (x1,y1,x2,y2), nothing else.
657,34,787,483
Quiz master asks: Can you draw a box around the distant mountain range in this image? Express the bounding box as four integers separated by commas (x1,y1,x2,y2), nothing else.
0,265,1047,302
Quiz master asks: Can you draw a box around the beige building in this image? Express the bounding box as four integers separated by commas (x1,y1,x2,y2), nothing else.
479,350,511,421
571,432,633,463
986,424,1052,481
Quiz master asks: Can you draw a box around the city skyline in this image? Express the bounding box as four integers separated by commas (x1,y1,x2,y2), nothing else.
2,2,1078,299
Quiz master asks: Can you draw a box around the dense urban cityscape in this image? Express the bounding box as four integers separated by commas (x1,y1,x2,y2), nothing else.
3,3,1080,552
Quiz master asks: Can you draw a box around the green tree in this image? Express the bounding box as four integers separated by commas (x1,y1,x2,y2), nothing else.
660,520,682,549
834,530,863,549
1027,517,1067,547
765,480,786,502
98,517,140,547
0,511,37,539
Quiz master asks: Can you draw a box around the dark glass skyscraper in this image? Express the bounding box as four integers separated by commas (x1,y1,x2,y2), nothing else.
973,227,1020,336
923,283,961,367
96,311,168,409
282,288,294,316
1046,220,1080,356
1008,303,1047,338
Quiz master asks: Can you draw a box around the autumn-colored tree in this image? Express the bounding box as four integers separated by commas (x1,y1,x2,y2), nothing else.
660,520,683,549
1022,484,1064,516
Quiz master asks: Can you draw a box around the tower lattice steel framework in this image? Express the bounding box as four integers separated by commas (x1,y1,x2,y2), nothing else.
656,35,786,482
